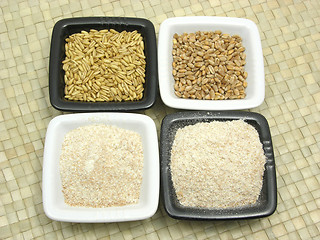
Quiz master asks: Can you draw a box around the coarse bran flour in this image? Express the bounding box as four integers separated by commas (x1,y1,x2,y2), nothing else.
60,124,143,208
170,120,266,208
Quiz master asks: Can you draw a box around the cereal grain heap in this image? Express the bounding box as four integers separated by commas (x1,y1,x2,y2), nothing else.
172,31,247,100
63,29,146,102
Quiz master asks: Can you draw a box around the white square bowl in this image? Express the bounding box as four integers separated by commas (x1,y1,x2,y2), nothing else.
158,16,265,110
42,113,159,222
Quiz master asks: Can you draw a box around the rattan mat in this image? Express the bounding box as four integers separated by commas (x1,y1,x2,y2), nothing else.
0,0,319,239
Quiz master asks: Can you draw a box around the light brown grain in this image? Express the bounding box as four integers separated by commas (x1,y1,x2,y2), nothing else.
172,31,248,100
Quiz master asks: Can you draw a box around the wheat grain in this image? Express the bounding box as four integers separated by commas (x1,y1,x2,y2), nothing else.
172,31,248,100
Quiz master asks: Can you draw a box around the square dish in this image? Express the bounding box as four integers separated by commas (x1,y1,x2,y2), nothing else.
42,113,159,222
158,16,265,110
49,17,158,112
160,111,276,220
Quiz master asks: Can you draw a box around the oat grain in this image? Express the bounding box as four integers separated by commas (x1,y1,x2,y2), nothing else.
63,29,146,102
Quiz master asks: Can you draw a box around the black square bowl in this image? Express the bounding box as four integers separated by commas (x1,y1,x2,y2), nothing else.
49,17,158,112
160,111,277,220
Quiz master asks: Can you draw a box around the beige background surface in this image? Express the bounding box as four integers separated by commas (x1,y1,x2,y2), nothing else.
0,0,319,239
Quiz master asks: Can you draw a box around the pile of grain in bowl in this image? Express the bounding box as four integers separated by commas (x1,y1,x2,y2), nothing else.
172,30,247,100
170,120,266,209
62,29,146,102
59,124,144,208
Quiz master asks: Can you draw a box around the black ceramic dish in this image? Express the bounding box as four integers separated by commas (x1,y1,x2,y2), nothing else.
160,111,277,220
49,17,158,112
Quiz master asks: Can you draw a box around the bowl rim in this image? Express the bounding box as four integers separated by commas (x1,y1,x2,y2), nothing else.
49,17,158,112
160,110,277,220
42,112,159,222
158,16,265,110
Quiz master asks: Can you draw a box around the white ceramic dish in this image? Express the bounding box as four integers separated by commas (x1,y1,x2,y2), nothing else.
42,113,159,222
158,16,265,110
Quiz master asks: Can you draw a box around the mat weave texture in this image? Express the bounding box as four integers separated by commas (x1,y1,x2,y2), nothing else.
0,0,319,239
